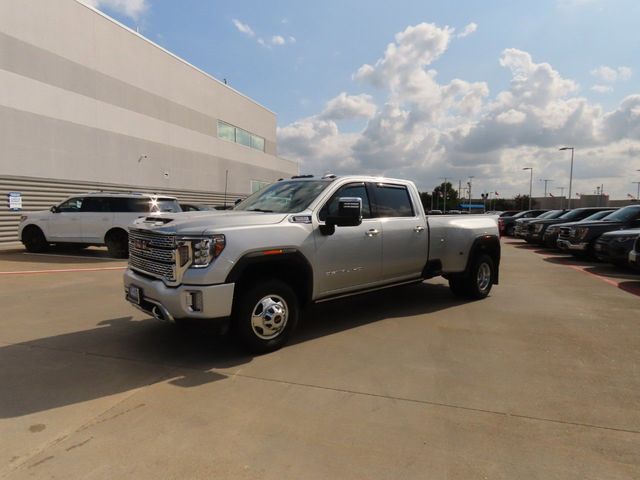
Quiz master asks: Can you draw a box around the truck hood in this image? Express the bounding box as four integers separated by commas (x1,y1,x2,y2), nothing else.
572,220,626,230
130,210,288,236
599,228,640,239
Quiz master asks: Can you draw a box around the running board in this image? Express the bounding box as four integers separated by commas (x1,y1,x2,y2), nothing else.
314,278,424,304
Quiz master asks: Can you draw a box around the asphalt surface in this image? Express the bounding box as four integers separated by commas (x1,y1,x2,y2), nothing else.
1,242,639,479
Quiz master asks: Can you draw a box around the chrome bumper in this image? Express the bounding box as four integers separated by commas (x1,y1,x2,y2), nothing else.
123,268,235,322
566,242,589,251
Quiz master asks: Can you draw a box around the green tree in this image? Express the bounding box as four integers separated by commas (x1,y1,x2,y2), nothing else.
432,182,459,211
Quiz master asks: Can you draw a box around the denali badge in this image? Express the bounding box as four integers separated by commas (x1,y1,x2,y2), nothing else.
133,238,151,251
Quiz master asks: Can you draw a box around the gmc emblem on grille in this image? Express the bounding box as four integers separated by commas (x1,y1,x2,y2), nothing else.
133,239,151,251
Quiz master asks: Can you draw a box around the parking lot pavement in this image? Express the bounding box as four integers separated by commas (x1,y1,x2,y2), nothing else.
1,243,639,479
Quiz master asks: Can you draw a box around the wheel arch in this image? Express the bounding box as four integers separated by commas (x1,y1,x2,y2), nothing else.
226,250,314,307
104,226,128,244
466,234,501,284
21,224,46,242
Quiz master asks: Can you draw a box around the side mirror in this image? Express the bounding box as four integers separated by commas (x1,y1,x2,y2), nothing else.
50,206,59,213
327,197,363,227
234,198,242,205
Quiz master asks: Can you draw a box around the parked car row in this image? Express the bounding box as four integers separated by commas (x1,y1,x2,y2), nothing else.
500,205,640,270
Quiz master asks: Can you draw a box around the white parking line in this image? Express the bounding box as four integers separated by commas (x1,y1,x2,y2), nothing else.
0,266,126,275
22,252,118,261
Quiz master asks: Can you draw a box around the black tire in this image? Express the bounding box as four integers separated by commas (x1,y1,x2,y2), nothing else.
105,229,129,258
449,253,495,300
22,226,49,253
232,279,299,354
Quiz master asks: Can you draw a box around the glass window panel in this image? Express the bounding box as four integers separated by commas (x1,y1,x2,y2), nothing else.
372,185,414,217
236,128,251,147
217,121,235,142
251,135,265,151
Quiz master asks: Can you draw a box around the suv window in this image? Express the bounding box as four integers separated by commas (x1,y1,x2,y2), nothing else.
81,197,111,212
319,183,372,221
371,184,414,217
58,197,84,212
106,197,182,213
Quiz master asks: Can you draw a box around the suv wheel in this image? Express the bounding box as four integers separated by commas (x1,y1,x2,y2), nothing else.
449,254,495,300
105,229,129,258
233,279,299,354
22,226,49,253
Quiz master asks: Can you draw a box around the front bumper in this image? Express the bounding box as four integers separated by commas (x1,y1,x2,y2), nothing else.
565,241,589,251
123,268,234,323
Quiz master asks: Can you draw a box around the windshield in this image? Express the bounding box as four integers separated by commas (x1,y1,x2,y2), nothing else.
150,198,182,213
603,206,640,222
580,210,615,222
558,209,588,221
234,180,331,213
539,210,564,219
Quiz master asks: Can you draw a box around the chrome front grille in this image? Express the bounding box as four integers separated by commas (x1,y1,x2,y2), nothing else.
558,227,571,240
129,255,176,282
128,228,177,283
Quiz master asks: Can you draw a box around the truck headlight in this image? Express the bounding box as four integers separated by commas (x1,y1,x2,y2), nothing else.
574,227,589,240
19,215,27,223
613,235,637,244
534,224,544,232
189,234,225,268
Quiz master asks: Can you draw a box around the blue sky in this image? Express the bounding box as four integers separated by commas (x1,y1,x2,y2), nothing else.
86,0,640,198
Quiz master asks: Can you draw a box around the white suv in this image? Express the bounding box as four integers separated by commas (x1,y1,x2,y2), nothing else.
18,193,182,257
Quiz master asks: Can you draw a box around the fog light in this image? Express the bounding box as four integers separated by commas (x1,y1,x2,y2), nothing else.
187,291,203,312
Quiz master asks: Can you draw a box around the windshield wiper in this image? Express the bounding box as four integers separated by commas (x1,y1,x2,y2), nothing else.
247,208,274,213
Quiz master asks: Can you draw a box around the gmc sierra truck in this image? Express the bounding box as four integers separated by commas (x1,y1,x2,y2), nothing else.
123,175,500,352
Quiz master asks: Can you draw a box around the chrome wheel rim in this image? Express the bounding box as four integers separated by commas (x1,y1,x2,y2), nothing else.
250,295,289,340
477,262,491,292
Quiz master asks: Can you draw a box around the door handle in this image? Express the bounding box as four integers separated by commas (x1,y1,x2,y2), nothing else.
365,229,380,237
414,226,425,233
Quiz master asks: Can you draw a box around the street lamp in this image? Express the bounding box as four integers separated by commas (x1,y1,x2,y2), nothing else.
559,147,575,209
522,167,533,210
539,178,552,197
467,176,474,213
439,177,449,213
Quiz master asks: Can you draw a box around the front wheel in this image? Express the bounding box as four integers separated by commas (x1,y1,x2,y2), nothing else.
449,254,495,300
232,279,299,354
22,226,49,253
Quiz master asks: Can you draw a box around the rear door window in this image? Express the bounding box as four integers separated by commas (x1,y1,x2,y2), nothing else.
81,197,111,212
371,184,415,217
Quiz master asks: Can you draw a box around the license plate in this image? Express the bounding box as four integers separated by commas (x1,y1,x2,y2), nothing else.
128,285,141,304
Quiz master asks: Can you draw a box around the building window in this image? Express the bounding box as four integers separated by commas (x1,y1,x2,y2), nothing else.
217,120,265,152
251,180,270,193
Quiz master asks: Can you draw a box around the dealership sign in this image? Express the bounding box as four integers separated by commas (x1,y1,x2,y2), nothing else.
8,192,22,211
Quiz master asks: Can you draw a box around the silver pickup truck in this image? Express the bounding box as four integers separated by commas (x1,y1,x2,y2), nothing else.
124,175,500,352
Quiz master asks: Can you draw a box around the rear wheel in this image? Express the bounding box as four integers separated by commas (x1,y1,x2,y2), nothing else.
22,226,49,253
105,229,129,258
449,254,495,300
232,279,299,354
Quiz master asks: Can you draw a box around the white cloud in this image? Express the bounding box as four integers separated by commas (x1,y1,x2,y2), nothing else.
82,0,148,20
232,19,255,37
271,35,285,46
320,93,377,120
278,22,640,199
457,22,477,38
591,84,613,93
591,65,632,83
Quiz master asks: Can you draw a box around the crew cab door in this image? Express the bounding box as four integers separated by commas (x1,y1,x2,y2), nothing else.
370,183,428,281
313,182,382,296
48,197,84,242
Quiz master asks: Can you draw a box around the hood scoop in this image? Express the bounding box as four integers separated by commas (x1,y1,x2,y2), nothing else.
143,216,173,225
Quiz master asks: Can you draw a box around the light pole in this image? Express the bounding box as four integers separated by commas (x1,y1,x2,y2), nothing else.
633,182,640,201
523,167,533,210
439,177,449,213
540,178,552,197
467,176,474,214
559,147,575,209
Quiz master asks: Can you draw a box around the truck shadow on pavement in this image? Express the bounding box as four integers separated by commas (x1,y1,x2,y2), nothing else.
0,248,123,265
0,282,463,418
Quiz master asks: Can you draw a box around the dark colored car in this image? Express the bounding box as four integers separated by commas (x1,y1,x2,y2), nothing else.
593,229,640,265
527,207,616,245
545,209,617,248
514,210,566,239
558,205,640,256
629,236,640,269
499,209,549,236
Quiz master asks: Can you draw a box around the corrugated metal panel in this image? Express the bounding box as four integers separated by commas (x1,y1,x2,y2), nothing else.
0,175,246,244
